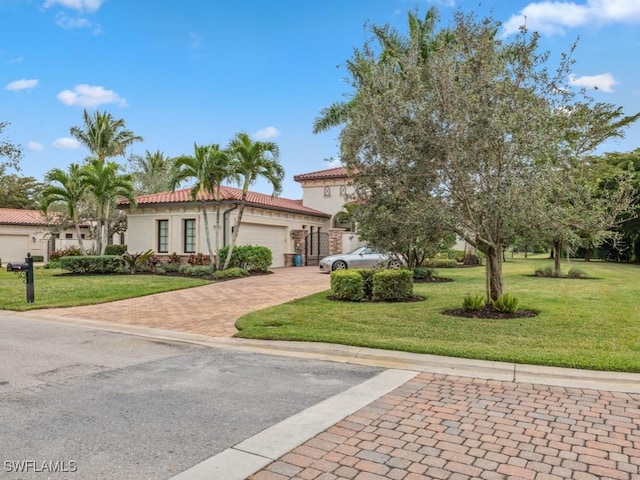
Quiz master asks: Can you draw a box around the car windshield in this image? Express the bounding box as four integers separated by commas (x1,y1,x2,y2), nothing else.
348,246,378,255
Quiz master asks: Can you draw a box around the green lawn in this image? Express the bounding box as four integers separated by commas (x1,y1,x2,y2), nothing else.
236,258,640,372
0,268,210,311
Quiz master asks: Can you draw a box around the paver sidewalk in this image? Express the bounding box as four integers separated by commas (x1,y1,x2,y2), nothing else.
34,266,329,337
250,372,640,480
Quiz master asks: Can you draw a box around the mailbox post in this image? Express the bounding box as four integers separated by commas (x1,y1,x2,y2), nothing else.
6,253,35,303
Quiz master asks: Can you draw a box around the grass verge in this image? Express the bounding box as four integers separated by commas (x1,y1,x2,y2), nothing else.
236,259,640,372
0,268,210,311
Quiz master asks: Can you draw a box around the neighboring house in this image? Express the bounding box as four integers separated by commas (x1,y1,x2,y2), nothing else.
0,208,93,263
119,166,370,268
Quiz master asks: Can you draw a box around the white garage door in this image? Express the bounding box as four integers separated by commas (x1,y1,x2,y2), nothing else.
236,223,287,268
0,235,30,264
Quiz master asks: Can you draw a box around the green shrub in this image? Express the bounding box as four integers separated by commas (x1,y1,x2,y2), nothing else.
59,255,125,274
492,293,519,313
412,267,437,280
157,262,180,273
44,260,61,269
568,267,589,279
179,265,214,277
104,244,127,255
212,267,249,280
50,246,82,261
218,245,272,272
463,253,483,266
372,269,414,301
444,249,465,262
422,259,458,268
121,250,154,274
534,266,556,277
354,268,376,299
462,294,485,311
31,255,44,263
330,270,365,301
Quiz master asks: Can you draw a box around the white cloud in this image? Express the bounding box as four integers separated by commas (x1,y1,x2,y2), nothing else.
253,126,280,140
53,137,81,149
57,84,127,108
28,142,44,152
4,79,39,91
55,13,92,29
43,0,104,13
569,73,618,92
503,0,640,36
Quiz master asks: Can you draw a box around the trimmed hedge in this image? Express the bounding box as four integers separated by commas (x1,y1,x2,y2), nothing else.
60,255,124,274
422,259,458,268
330,270,365,301
372,269,414,301
104,244,127,255
218,245,272,272
212,267,249,280
179,265,214,277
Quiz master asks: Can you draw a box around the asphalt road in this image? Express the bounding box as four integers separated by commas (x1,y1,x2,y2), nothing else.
0,315,381,480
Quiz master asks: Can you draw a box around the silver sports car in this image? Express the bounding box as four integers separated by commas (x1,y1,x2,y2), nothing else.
318,246,406,272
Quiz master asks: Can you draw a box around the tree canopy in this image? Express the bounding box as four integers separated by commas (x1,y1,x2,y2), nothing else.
330,9,638,301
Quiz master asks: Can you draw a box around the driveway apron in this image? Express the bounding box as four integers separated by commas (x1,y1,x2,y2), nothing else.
36,266,329,337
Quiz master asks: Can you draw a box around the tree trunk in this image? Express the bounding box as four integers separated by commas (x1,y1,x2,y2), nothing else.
73,214,87,255
201,201,217,269
584,244,592,262
553,240,562,276
223,204,245,270
485,244,503,303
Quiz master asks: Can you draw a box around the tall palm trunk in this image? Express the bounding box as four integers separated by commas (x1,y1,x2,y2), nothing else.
223,202,245,270
200,200,217,269
73,215,87,255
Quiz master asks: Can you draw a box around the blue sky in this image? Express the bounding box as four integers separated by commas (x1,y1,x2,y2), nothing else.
2,0,640,199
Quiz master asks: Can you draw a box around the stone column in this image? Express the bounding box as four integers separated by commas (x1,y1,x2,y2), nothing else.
328,228,346,256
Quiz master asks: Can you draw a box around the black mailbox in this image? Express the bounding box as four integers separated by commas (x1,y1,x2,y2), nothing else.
6,262,29,272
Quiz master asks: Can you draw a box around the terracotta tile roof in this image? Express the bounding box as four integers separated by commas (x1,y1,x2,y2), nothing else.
0,208,49,226
119,186,330,218
293,166,350,181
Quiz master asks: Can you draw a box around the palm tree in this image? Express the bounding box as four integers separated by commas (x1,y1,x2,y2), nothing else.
170,144,233,269
70,110,143,163
41,164,89,254
312,8,439,134
128,149,173,195
81,159,137,254
223,132,284,270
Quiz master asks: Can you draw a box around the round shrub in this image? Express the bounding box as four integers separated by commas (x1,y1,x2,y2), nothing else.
372,269,414,301
330,270,365,301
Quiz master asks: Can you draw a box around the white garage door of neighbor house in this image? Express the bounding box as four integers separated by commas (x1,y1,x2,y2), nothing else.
0,235,30,264
236,223,287,268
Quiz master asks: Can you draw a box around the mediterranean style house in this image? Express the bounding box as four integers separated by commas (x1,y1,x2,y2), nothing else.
120,166,366,268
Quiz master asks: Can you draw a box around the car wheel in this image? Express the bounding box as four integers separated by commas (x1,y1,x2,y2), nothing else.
388,259,402,269
332,260,348,271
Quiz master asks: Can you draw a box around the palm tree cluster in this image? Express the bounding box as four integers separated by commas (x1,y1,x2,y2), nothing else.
170,132,283,270
42,110,140,255
42,109,285,270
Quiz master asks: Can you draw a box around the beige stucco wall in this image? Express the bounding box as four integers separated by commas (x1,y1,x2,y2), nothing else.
125,204,329,265
298,178,355,218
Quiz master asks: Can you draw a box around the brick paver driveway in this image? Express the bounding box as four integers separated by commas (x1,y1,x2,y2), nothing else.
251,372,640,480
37,266,329,337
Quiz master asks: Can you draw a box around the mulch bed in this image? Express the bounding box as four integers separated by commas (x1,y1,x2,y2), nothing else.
327,295,426,303
442,306,538,319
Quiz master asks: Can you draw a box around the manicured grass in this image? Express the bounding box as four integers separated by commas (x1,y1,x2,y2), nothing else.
0,268,210,311
236,258,640,372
